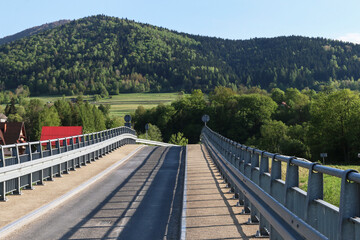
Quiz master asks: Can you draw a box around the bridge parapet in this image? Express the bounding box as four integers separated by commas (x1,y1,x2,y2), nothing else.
201,126,360,240
0,126,137,201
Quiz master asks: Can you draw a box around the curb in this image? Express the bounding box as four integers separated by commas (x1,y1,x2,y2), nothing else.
180,145,188,240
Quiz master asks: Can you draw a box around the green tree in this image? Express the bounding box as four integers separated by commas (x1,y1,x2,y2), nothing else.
308,89,360,162
258,120,288,153
169,132,188,146
54,97,73,126
7,113,23,122
138,123,163,142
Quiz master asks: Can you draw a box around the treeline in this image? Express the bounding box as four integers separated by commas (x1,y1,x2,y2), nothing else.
133,87,360,163
3,96,123,141
2,15,360,96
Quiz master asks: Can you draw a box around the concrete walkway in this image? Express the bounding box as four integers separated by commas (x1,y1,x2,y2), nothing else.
185,144,263,240
0,144,141,236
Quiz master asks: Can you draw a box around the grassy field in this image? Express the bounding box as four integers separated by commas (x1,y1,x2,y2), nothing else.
28,92,183,117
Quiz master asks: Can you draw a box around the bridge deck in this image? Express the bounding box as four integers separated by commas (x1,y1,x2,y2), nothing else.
185,144,261,239
0,144,140,232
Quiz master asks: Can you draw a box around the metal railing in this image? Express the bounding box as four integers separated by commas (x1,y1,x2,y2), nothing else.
201,126,360,240
136,138,178,147
0,126,137,201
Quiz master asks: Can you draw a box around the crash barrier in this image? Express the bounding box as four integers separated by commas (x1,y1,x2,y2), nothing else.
136,138,178,147
0,126,137,201
201,126,360,240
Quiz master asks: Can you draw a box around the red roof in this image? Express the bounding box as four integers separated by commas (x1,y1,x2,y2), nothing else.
40,126,83,145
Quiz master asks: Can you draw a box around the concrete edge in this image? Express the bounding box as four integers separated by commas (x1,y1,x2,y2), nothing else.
180,145,188,240
0,145,145,238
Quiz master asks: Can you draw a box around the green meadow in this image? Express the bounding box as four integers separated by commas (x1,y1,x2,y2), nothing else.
28,92,183,117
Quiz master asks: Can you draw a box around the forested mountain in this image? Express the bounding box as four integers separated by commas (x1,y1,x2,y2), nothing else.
0,20,70,46
1,15,360,96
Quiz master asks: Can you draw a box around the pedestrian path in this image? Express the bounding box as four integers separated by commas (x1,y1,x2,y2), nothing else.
185,144,265,240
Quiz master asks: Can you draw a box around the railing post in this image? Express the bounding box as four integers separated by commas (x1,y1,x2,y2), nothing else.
284,157,299,211
338,169,360,240
248,149,260,224
70,137,74,151
257,151,270,237
14,144,20,164
26,142,32,161
47,140,52,156
38,141,43,158
242,147,251,214
64,138,68,152
270,154,281,201
0,146,5,167
13,144,22,195
25,143,34,190
304,163,323,228
0,181,6,201
0,145,6,201
56,139,61,153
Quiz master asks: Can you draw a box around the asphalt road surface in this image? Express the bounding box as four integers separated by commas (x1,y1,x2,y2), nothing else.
9,146,185,240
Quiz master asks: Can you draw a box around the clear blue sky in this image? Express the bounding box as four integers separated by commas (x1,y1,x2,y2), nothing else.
1,0,360,43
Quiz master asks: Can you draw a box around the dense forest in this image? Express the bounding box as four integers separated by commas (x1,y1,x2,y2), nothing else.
0,20,70,46
132,87,360,164
1,15,360,96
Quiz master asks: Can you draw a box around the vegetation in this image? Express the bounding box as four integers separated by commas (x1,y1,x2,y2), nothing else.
132,86,360,164
137,123,163,142
4,96,121,141
2,15,360,96
0,20,70,45
169,132,188,146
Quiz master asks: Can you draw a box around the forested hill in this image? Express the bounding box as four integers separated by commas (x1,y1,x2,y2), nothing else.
0,20,70,46
1,15,360,96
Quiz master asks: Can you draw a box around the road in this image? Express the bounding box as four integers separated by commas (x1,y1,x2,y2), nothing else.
9,146,185,240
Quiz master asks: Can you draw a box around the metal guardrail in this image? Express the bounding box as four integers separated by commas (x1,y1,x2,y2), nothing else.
0,126,137,201
201,126,360,240
136,138,178,147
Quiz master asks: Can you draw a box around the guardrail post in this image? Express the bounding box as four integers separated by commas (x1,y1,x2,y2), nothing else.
304,163,323,229
242,147,251,214
47,140,52,156
270,154,281,192
0,146,5,167
77,136,81,149
251,149,259,183
0,146,6,201
63,138,68,152
0,181,6,201
257,152,270,237
26,142,32,161
46,141,54,181
14,144,20,164
248,149,260,223
38,141,43,158
13,145,22,195
90,133,94,145
338,169,360,240
25,143,34,190
284,157,299,211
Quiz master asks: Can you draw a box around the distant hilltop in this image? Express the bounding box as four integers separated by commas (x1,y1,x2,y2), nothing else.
0,20,71,45
1,15,360,95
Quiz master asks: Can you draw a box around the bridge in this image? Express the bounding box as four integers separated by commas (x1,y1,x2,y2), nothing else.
0,126,359,239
